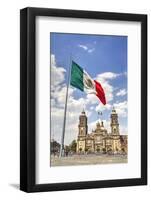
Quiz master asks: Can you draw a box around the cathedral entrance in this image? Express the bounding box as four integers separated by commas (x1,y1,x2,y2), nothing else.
106,147,112,154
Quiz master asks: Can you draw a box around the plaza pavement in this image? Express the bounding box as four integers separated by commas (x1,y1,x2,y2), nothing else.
50,154,127,167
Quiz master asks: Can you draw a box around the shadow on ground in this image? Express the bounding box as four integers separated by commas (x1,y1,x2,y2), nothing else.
9,183,19,190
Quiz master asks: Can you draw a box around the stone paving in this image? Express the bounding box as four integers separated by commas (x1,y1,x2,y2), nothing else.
50,154,127,167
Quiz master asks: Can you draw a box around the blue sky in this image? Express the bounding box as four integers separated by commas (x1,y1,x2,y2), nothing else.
50,32,127,145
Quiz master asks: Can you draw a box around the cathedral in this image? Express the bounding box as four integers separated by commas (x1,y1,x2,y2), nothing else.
76,108,127,154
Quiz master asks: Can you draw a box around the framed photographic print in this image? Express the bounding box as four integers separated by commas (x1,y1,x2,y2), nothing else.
20,7,147,192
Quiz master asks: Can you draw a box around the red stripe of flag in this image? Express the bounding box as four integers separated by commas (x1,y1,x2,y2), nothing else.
94,80,106,105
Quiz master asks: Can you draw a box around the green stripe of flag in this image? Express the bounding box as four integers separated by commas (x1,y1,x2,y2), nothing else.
70,61,84,91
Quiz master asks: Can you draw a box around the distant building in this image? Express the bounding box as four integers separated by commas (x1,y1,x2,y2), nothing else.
76,108,127,154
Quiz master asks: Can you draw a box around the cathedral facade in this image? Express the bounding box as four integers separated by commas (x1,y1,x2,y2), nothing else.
76,108,127,154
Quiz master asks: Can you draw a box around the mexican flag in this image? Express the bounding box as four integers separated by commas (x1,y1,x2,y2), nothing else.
70,61,106,105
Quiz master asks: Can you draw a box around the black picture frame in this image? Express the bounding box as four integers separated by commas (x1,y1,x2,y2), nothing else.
20,7,147,192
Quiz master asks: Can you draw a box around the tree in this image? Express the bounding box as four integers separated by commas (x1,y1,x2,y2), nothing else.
64,145,70,156
69,140,77,152
50,140,60,155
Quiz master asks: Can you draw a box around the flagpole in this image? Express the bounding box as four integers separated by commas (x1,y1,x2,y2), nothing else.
59,55,72,157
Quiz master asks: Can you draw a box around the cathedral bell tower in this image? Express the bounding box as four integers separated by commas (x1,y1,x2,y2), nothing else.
77,109,88,153
110,107,121,153
110,107,119,135
78,109,88,136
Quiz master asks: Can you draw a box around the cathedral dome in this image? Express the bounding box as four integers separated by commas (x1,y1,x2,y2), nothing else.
96,121,101,128
100,126,105,131
96,121,106,131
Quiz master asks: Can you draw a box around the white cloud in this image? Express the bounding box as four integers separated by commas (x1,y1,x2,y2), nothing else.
95,103,112,112
114,101,127,118
116,89,127,96
51,54,66,87
86,93,99,105
97,72,120,80
78,44,95,53
78,44,88,51
88,48,95,53
90,106,94,110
